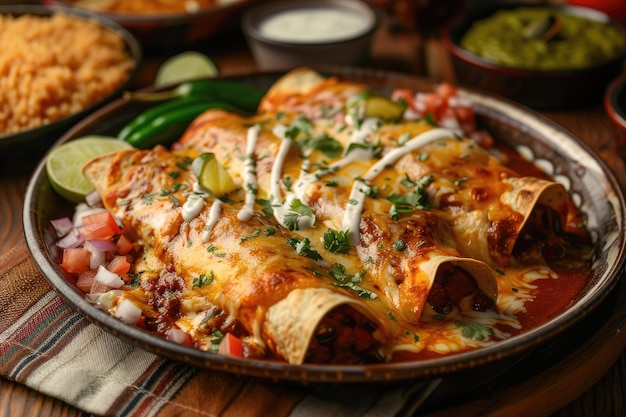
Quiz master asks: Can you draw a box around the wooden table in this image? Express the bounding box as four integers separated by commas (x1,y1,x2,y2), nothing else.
1,14,626,417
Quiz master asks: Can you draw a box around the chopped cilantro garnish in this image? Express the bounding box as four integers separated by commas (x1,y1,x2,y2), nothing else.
284,115,314,140
393,238,406,251
388,174,433,217
255,198,274,217
159,188,179,209
246,182,258,195
397,132,411,147
240,228,261,243
141,192,156,205
192,272,214,288
423,113,438,126
284,199,315,230
345,140,382,159
128,273,141,289
288,237,322,261
323,229,351,254
209,328,225,351
455,321,494,341
329,263,376,299
454,177,470,187
282,176,293,191
297,133,343,158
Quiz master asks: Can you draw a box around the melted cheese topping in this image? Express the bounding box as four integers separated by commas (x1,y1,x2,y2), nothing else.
81,72,591,364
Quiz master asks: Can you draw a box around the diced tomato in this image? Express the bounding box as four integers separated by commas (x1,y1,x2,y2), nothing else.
435,82,458,101
390,89,415,110
76,269,97,292
82,211,121,235
62,247,92,274
78,222,117,240
421,92,443,119
107,255,131,275
452,105,475,125
116,234,134,256
218,333,244,358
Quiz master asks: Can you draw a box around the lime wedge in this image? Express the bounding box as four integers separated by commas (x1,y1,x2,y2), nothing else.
46,136,132,203
191,152,237,197
155,51,219,86
363,96,406,121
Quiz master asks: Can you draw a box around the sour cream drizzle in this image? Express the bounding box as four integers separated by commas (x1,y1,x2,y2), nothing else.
189,108,457,247
182,192,206,222
270,124,315,229
293,117,380,203
238,124,261,221
342,127,457,243
182,182,212,222
202,200,222,243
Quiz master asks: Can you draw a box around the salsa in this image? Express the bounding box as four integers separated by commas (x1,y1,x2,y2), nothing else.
460,7,626,70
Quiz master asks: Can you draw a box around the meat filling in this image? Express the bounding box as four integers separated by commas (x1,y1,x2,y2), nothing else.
305,305,384,364
427,263,496,315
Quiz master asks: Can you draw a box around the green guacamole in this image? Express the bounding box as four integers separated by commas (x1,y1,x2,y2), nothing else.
460,7,626,70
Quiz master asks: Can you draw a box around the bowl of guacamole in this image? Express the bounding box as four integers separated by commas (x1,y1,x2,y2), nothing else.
442,4,626,110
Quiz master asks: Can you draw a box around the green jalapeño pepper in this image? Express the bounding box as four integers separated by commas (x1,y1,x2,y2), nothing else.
123,79,265,113
120,98,238,149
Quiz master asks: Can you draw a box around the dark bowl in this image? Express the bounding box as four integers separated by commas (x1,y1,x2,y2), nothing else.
0,4,141,157
43,0,260,51
441,4,626,110
23,67,626,384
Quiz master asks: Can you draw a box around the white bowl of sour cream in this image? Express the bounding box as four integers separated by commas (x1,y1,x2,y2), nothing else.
241,0,379,70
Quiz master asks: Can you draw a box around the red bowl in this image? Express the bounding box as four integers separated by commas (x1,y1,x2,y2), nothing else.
604,71,626,158
441,4,626,110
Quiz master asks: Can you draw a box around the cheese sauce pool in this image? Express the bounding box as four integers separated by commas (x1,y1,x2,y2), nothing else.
258,7,371,43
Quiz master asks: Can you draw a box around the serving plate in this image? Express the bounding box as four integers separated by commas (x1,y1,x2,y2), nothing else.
0,5,142,156
23,67,626,384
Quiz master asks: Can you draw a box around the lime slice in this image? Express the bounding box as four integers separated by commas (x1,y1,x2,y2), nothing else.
46,136,133,203
191,152,237,197
155,51,219,86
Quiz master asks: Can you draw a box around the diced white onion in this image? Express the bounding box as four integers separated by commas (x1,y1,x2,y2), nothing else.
89,250,106,270
56,228,85,249
166,328,189,344
114,299,142,324
98,290,124,310
94,265,124,288
85,190,103,208
50,217,74,237
85,239,118,252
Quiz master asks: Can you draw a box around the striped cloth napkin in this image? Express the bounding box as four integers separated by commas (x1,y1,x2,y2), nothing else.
0,241,441,417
